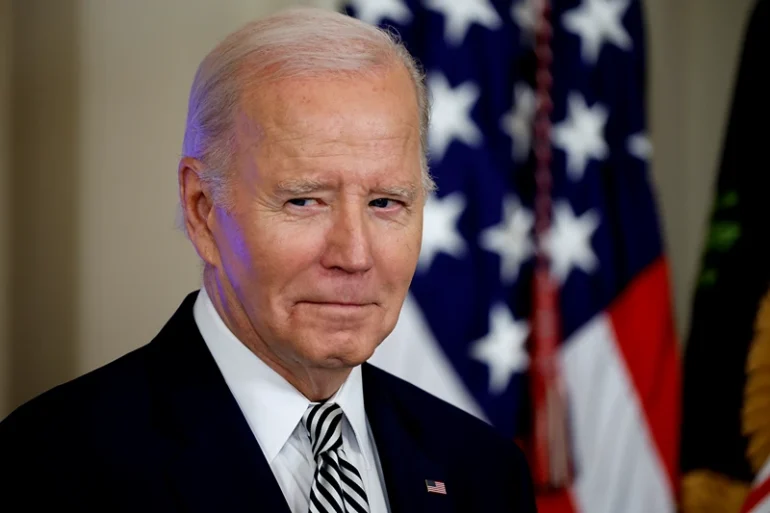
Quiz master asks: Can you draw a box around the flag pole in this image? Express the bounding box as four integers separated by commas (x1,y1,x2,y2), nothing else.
530,0,574,491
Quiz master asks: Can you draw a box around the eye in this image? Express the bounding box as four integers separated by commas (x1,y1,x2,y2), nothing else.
369,198,400,209
287,198,320,207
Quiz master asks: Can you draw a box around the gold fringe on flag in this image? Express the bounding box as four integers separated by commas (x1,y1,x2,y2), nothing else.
681,470,750,513
743,286,770,473
679,288,770,512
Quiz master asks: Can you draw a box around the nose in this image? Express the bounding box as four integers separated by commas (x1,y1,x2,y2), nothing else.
320,201,374,274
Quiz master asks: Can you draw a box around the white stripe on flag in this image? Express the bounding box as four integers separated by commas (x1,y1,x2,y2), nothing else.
368,293,487,421
560,314,675,513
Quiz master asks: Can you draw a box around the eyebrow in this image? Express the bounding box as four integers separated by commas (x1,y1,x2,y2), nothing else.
274,178,331,196
374,185,418,203
274,179,419,203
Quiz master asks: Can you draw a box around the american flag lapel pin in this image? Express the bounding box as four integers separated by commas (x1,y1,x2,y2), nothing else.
425,479,447,495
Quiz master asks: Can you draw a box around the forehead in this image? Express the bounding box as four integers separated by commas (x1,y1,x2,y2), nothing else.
236,66,421,168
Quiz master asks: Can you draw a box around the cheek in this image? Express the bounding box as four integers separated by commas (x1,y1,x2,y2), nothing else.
242,218,328,290
213,209,276,299
213,211,253,280
373,224,422,284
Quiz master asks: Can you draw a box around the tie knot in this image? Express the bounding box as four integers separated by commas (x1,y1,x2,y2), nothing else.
303,402,344,459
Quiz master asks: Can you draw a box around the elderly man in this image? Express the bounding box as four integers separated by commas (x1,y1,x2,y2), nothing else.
0,8,536,513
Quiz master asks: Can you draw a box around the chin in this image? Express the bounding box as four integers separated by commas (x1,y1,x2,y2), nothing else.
300,330,381,369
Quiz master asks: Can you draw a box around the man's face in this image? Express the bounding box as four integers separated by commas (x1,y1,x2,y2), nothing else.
209,64,424,371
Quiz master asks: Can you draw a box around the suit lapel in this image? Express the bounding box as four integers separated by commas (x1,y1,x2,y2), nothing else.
147,293,457,512
363,364,455,513
148,292,291,513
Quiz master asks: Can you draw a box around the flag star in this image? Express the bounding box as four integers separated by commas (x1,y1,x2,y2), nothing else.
552,93,609,180
470,303,530,395
562,0,633,64
418,192,467,273
511,0,542,44
480,196,535,283
428,73,482,162
542,201,600,283
347,0,412,27
424,0,502,46
627,132,652,160
500,83,536,162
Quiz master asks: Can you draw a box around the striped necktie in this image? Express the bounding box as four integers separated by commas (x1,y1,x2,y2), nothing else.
303,402,370,513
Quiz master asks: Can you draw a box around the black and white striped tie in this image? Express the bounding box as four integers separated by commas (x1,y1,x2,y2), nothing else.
303,402,370,513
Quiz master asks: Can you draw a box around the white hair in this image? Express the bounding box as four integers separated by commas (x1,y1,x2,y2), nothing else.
181,6,435,209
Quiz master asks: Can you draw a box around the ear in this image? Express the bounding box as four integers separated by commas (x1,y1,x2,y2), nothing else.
178,157,221,268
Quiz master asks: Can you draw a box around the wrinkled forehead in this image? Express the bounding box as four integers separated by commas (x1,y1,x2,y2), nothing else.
227,67,424,198
234,67,422,164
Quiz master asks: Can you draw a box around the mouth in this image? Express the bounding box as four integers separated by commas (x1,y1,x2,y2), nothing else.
299,301,374,308
295,300,379,315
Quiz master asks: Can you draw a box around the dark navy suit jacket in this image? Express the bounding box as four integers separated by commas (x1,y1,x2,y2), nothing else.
0,292,537,512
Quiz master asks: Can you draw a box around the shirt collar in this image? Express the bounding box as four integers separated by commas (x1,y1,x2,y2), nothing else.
193,286,371,468
327,365,370,468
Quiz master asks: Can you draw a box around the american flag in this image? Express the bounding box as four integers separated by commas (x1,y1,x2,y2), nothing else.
345,1,680,512
425,479,448,495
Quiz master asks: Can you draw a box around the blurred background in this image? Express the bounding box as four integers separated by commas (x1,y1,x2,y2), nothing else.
0,0,766,511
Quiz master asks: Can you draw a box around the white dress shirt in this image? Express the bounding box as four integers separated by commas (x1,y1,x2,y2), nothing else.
193,287,391,513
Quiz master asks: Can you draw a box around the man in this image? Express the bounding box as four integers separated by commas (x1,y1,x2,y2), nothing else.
0,7,536,512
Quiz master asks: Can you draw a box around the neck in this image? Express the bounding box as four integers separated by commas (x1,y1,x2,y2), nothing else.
201,267,351,401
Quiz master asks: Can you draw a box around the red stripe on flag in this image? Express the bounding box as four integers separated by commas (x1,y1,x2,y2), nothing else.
607,257,681,497
741,476,770,513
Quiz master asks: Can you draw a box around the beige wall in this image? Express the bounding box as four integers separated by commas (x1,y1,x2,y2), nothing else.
647,0,756,338
681,0,757,328
0,0,760,418
0,0,11,418
75,0,290,373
